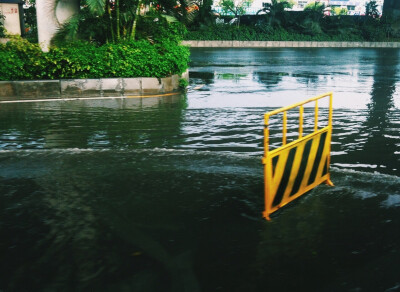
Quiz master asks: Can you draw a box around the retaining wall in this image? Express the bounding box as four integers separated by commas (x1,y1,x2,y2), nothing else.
0,70,189,101
183,40,400,48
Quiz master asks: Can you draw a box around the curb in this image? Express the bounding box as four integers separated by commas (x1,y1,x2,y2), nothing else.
0,70,189,101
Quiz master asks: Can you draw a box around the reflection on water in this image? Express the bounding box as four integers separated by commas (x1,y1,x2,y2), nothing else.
189,48,400,109
0,95,187,150
1,48,400,291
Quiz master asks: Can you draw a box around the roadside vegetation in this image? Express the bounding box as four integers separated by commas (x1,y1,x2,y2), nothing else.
186,0,400,42
1,0,399,82
0,0,190,81
0,12,5,38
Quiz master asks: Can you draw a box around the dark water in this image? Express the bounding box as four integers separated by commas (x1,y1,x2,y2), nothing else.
1,48,400,291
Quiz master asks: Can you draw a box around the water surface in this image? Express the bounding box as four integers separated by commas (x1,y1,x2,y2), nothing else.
1,48,400,291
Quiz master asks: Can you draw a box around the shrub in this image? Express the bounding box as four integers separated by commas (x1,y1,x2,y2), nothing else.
179,78,189,89
0,37,49,80
186,13,400,42
136,16,187,44
0,37,190,81
185,24,366,41
0,12,6,38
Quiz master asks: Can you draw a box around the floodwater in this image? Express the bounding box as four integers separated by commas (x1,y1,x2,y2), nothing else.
1,48,400,291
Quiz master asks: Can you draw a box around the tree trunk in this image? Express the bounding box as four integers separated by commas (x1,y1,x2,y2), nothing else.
131,0,141,40
116,0,120,40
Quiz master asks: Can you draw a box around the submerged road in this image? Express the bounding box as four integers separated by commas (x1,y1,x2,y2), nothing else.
0,47,399,291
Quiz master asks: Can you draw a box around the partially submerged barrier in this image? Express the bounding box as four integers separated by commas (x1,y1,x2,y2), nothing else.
262,92,334,220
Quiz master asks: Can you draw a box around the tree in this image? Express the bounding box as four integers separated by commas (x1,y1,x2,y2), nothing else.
219,0,253,26
365,1,379,18
51,0,196,44
256,0,290,28
53,0,138,44
286,0,296,9
332,7,348,16
304,1,325,21
302,1,325,35
304,1,325,13
193,0,214,26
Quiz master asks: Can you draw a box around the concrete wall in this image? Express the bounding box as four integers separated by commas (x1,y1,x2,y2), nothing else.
0,3,22,35
183,40,400,48
0,70,189,101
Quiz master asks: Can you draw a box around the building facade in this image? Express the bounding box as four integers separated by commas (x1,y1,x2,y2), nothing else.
213,0,384,16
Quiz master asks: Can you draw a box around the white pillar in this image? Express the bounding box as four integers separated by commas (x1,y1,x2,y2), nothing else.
36,0,79,52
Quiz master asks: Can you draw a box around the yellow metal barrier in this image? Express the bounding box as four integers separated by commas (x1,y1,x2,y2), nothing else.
262,92,334,220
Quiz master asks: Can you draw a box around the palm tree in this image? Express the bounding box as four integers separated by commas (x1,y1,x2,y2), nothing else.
219,0,252,27
53,0,196,44
53,0,139,44
365,1,379,18
256,0,290,28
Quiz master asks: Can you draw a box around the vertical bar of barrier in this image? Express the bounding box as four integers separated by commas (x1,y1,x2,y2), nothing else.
299,105,303,138
326,92,334,186
263,114,272,220
329,92,333,128
283,111,287,145
264,114,270,155
314,100,318,132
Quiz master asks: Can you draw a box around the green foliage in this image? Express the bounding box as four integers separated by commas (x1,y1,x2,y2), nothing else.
179,78,189,89
366,1,379,18
136,16,187,44
194,0,214,26
0,11,6,38
185,23,365,41
220,0,251,17
0,37,48,80
187,9,400,42
53,0,196,44
304,1,325,12
53,5,112,45
219,0,253,27
53,0,140,44
0,37,189,81
285,0,296,9
332,7,348,16
256,0,290,28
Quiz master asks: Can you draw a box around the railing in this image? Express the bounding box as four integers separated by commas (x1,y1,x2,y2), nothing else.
262,92,334,220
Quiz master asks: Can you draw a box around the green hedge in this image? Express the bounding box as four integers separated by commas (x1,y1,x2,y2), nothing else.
186,15,399,42
0,37,190,81
185,25,368,42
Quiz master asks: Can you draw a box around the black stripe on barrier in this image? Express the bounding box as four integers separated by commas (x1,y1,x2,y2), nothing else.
290,138,313,197
307,132,328,185
272,147,297,207
323,157,328,176
272,155,279,177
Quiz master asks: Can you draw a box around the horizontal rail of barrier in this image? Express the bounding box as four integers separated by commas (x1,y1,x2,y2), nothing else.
262,92,334,220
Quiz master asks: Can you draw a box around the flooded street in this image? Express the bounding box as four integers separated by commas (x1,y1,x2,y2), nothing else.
1,48,400,291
